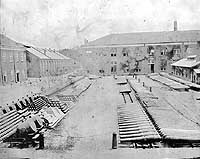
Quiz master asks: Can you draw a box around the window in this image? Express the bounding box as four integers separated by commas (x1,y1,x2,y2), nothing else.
173,49,181,55
111,53,116,57
10,54,13,62
86,50,92,54
123,53,128,56
21,52,24,61
2,109,6,114
149,50,154,55
111,61,117,65
161,67,166,71
135,68,141,72
15,53,19,62
161,50,165,55
24,53,26,61
2,52,6,62
99,70,104,73
11,70,14,81
3,73,7,82
111,65,117,73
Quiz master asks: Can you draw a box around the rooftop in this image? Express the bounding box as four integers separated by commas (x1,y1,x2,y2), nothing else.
84,30,200,47
171,58,200,68
27,47,71,60
26,47,49,59
194,69,200,74
0,34,25,49
54,51,71,60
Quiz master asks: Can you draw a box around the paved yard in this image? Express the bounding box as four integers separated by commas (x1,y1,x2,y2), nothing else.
1,76,200,159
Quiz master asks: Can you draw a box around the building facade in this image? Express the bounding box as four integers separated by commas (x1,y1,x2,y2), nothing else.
0,34,27,85
80,29,200,76
26,47,75,78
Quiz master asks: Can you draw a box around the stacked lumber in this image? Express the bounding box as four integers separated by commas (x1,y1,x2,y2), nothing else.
117,103,161,143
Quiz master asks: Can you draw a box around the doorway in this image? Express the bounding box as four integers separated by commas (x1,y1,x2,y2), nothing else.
16,72,20,82
150,64,154,73
111,65,117,74
3,75,7,83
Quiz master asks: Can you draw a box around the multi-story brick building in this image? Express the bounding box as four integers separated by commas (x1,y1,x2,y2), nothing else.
80,23,200,76
0,34,27,85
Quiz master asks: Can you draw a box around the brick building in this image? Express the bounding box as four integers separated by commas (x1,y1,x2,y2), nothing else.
0,34,27,85
80,23,200,76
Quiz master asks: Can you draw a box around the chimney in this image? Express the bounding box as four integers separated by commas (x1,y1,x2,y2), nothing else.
174,20,178,31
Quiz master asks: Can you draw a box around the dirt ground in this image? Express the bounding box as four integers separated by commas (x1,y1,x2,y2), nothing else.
1,76,200,159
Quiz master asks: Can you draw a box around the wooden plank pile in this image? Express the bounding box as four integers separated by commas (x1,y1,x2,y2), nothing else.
117,103,161,145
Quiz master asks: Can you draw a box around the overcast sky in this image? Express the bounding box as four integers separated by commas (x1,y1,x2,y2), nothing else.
0,0,200,49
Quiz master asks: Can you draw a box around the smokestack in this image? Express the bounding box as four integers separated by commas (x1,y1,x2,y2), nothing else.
174,20,177,31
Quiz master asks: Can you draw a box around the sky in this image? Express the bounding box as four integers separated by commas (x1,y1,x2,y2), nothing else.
0,0,200,49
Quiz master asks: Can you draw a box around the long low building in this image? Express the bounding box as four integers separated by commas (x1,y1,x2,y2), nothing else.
171,54,200,84
26,47,75,78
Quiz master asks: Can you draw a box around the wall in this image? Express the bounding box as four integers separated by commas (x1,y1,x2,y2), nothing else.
79,42,188,75
0,48,27,84
14,50,27,81
26,51,40,78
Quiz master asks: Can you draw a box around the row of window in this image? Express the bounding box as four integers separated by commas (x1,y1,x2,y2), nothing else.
95,48,182,57
111,53,129,57
89,47,182,57
174,69,189,78
161,67,166,71
152,48,181,56
111,53,117,57
1,52,25,63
